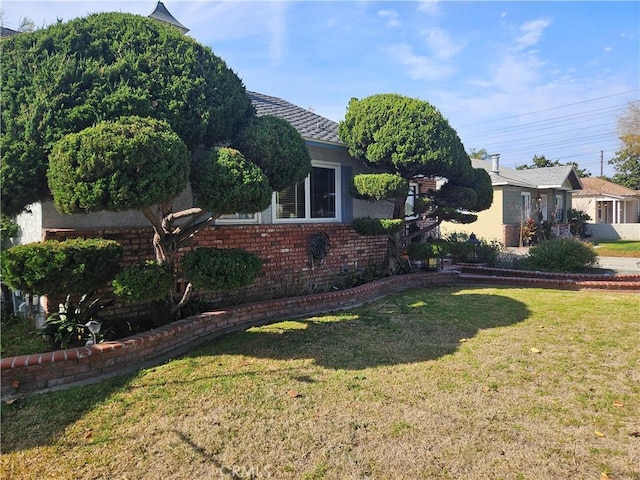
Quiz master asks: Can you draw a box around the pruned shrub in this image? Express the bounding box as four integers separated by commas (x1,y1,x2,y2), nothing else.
181,248,263,292
352,217,404,235
0,238,123,295
349,173,408,201
407,240,450,260
112,261,173,303
519,238,597,272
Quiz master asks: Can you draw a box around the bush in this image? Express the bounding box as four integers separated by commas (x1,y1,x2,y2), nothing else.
0,238,123,296
407,240,450,260
39,294,112,349
519,238,597,272
352,217,404,235
567,208,592,238
112,261,173,303
181,248,263,292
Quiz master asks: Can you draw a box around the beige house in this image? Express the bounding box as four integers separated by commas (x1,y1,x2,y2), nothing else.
572,177,640,224
441,155,583,247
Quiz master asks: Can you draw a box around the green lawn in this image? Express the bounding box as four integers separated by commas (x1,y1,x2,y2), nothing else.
2,287,639,479
594,240,640,258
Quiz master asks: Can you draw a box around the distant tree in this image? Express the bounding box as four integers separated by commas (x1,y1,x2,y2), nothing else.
517,154,561,169
338,94,493,273
609,100,640,190
566,161,591,178
2,13,311,317
467,148,489,160
517,154,590,177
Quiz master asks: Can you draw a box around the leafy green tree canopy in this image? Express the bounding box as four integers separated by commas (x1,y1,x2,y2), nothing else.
609,100,640,190
48,116,190,214
232,115,312,191
1,12,253,216
338,94,475,183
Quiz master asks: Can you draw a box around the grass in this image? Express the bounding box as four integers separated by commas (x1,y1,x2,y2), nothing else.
594,240,640,258
2,287,639,479
0,316,51,357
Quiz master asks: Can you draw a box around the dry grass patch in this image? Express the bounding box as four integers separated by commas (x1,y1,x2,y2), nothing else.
2,287,639,479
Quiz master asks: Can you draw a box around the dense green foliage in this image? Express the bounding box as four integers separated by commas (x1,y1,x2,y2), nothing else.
181,248,263,292
338,94,474,182
112,261,174,303
48,116,189,214
0,238,122,295
350,173,408,201
352,217,404,235
0,12,253,216
407,240,450,260
232,115,312,191
190,148,272,214
519,239,597,272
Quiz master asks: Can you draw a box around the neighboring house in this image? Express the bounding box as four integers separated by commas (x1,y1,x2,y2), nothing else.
572,177,640,241
441,155,584,247
572,177,640,224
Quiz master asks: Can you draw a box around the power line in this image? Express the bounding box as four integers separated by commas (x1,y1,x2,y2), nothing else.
458,89,639,129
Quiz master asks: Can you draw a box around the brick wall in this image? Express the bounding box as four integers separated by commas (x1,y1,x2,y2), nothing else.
43,223,388,319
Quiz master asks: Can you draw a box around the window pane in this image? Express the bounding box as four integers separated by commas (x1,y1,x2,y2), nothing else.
311,167,336,218
276,180,306,219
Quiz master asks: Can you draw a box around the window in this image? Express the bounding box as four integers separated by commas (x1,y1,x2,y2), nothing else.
405,183,418,218
555,194,564,222
274,162,340,222
216,212,259,224
521,192,532,216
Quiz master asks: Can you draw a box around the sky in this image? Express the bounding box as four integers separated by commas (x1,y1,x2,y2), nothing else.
2,1,639,177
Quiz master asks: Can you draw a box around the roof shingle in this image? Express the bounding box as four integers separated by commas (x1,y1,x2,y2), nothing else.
248,91,340,144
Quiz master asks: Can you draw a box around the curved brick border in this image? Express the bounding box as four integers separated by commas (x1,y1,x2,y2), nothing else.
2,269,638,399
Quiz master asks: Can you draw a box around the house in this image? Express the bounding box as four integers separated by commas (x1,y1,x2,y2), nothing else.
572,177,640,240
441,155,584,247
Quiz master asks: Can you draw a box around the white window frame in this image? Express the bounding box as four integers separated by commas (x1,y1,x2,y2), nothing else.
273,161,341,223
215,212,261,225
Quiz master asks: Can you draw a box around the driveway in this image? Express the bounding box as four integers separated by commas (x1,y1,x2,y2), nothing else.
597,256,640,273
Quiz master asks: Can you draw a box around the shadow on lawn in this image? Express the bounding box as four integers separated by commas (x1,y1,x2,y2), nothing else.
196,286,531,370
1,286,529,453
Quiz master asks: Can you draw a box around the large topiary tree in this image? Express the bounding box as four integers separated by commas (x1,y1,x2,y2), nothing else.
1,13,311,317
338,94,493,273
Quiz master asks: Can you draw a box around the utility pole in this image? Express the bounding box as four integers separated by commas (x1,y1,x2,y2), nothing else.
600,150,604,177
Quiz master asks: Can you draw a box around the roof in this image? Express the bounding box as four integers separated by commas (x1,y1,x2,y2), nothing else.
574,177,640,198
1,26,20,38
148,1,189,34
247,91,341,144
472,158,583,191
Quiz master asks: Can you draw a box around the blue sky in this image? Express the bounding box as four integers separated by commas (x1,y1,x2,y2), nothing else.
2,1,639,177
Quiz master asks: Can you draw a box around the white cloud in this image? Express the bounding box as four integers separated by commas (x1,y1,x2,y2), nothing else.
386,43,454,81
604,46,613,53
515,18,551,50
377,9,401,28
417,0,440,16
422,27,464,60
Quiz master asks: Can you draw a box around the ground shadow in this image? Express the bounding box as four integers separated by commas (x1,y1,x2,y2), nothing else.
190,285,530,370
1,286,529,453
